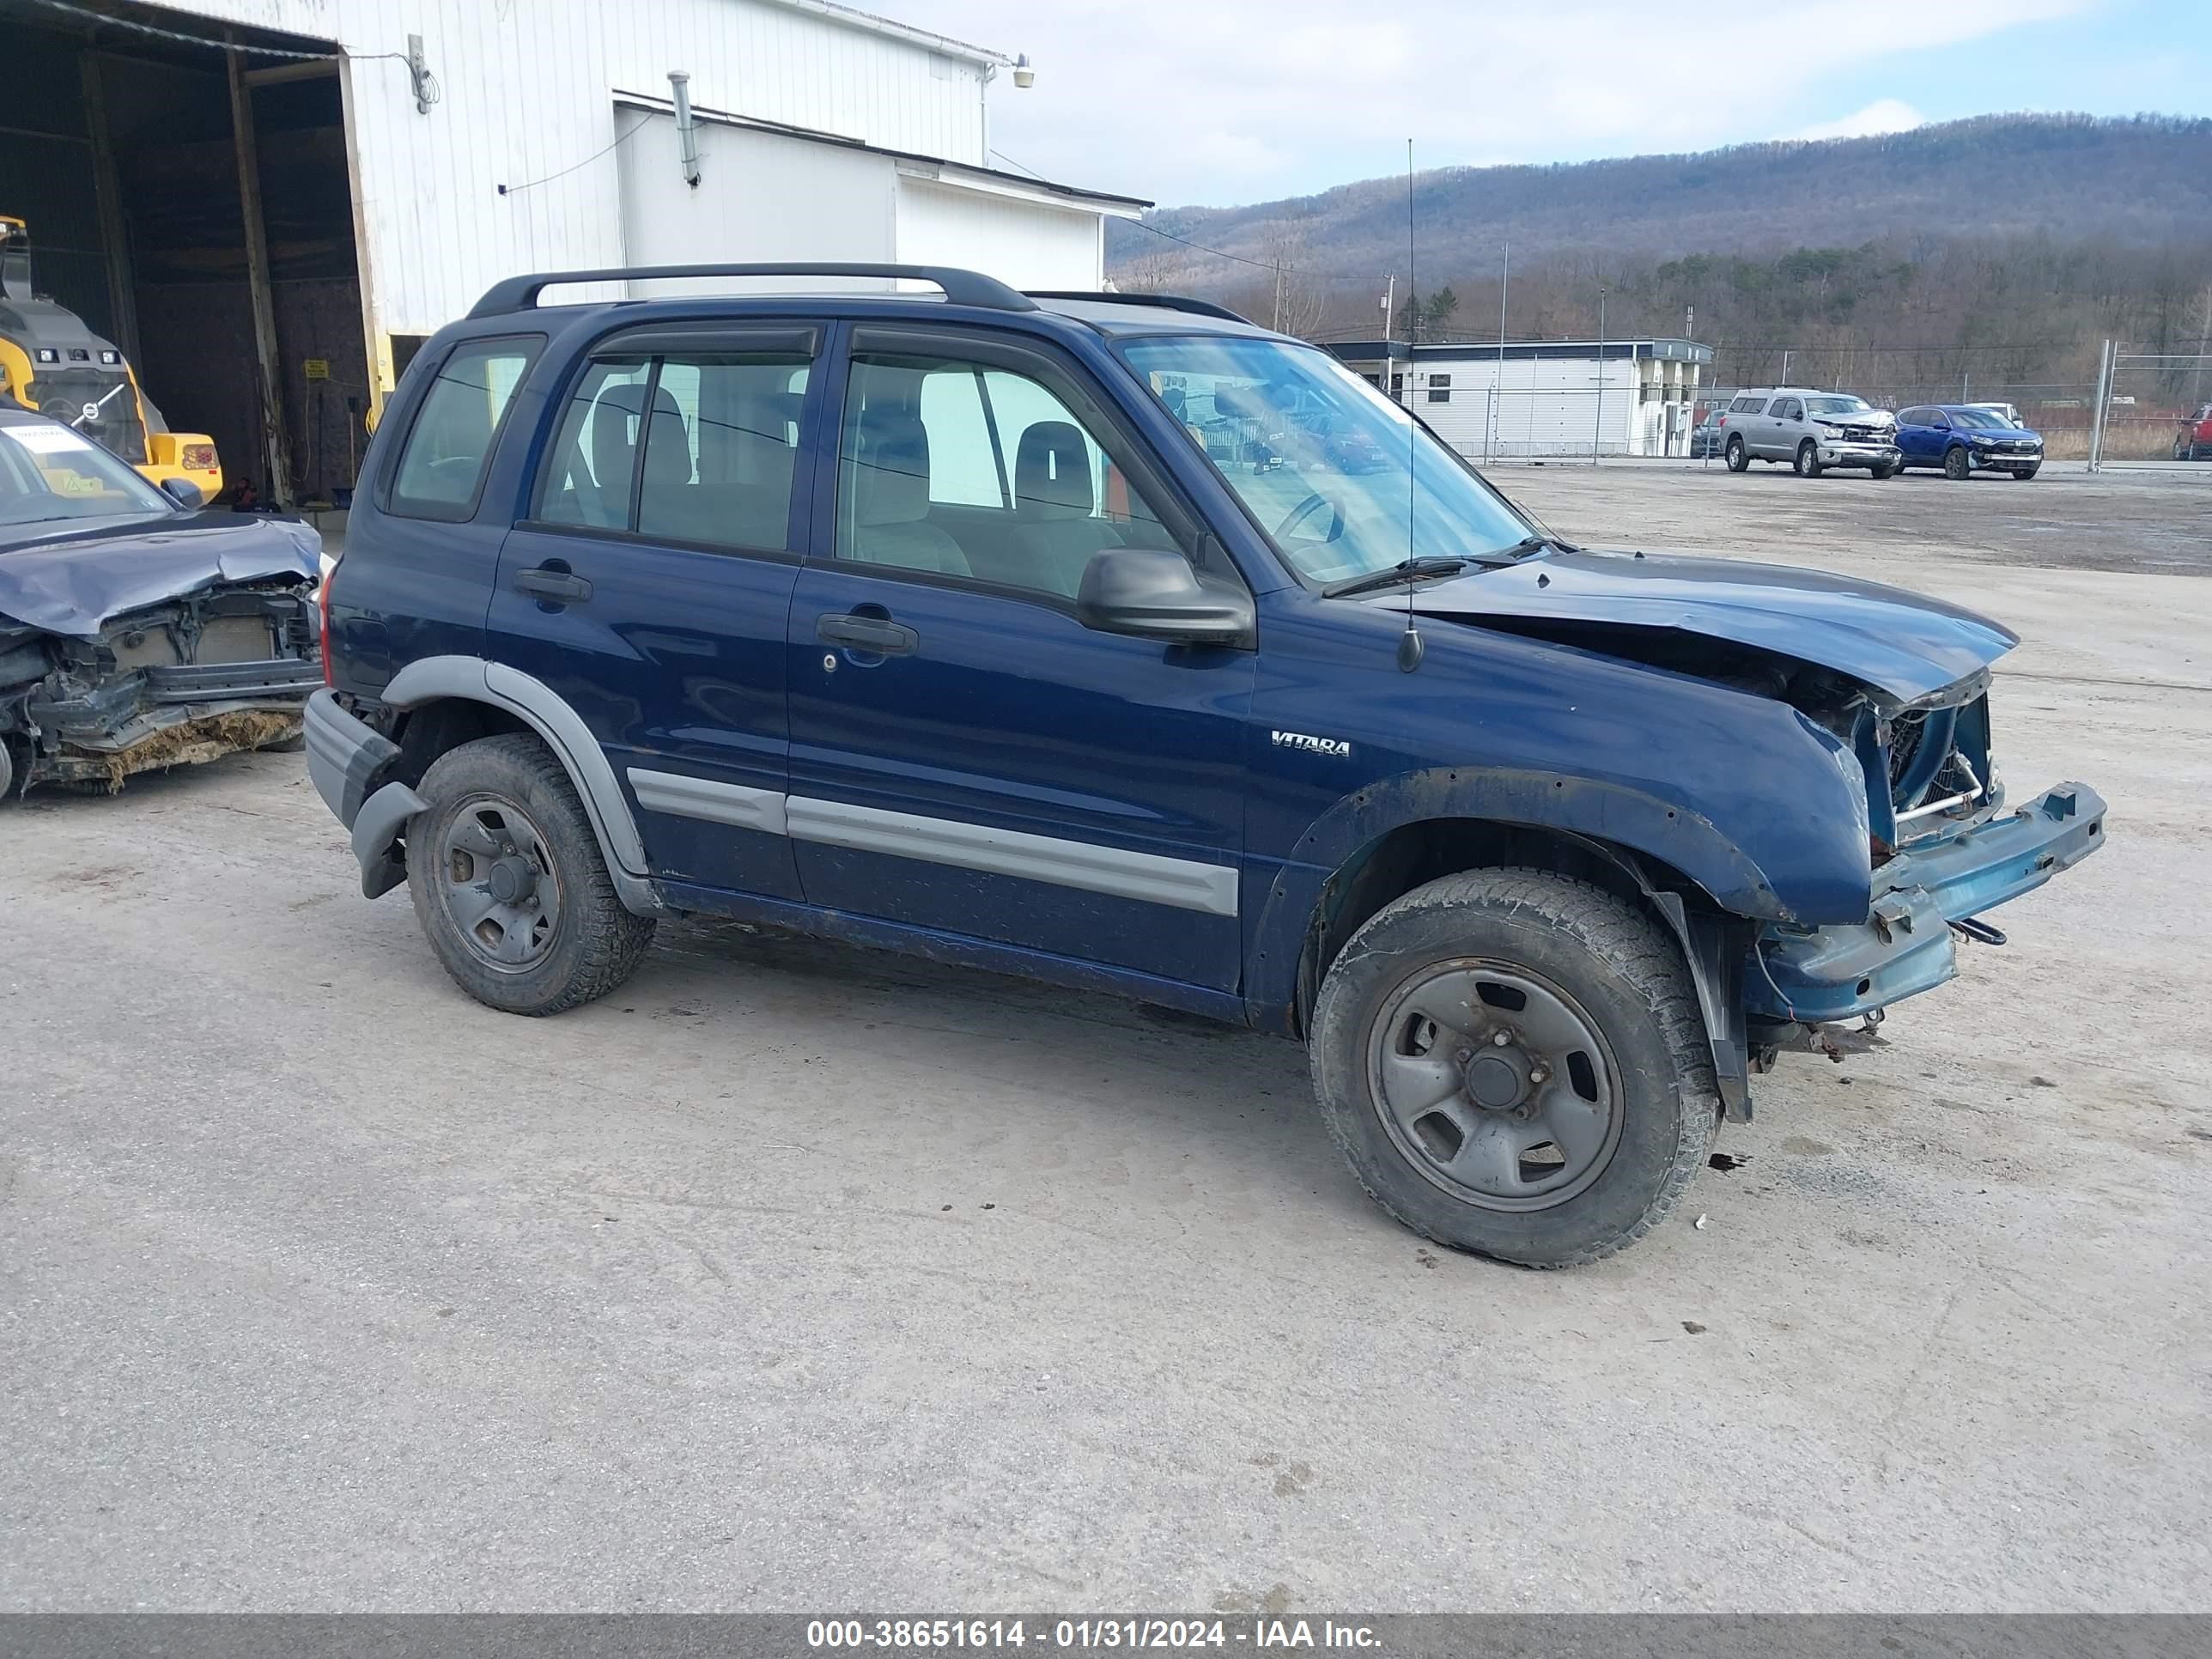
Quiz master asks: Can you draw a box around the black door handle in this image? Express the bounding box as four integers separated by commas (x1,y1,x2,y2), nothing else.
514,567,592,604
817,613,918,655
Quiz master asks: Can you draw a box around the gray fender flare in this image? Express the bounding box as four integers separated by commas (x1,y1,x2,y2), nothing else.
382,655,663,915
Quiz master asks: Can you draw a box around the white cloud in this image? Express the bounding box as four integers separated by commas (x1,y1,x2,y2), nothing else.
1795,99,1928,141
900,0,2089,204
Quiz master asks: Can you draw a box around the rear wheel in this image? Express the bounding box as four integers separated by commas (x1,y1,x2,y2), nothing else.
1309,869,1719,1267
1943,445,1971,480
1724,434,1747,472
1795,440,1822,477
405,732,654,1015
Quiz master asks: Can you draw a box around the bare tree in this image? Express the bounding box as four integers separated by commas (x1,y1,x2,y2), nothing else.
1263,217,1328,339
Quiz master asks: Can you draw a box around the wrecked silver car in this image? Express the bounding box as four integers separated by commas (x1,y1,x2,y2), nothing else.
0,405,320,799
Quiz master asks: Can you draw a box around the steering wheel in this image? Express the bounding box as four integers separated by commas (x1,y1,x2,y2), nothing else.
1273,491,1346,544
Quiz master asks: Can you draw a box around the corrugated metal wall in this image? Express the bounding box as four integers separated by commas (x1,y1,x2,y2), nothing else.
893,181,1103,291
615,109,1108,291
156,0,994,356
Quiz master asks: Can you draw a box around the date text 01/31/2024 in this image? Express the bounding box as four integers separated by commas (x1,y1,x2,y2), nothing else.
805,1619,1382,1650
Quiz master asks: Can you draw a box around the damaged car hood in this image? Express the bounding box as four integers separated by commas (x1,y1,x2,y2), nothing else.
1404,546,2017,702
0,512,320,639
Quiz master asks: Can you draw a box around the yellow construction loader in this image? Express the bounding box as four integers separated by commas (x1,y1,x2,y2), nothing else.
0,215,223,501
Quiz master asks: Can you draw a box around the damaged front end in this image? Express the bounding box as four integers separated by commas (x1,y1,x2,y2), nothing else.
0,579,320,797
1751,668,2105,1042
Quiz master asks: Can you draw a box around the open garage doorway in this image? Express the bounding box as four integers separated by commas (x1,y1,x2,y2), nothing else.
0,0,369,509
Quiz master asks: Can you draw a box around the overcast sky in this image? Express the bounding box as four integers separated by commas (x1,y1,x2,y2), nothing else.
900,0,2209,208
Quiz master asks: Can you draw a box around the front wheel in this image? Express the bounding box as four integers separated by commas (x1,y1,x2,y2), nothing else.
1943,445,1972,481
1724,434,1747,472
2013,465,2040,480
405,732,655,1015
1309,869,1719,1267
1795,440,1822,477
1872,460,1898,480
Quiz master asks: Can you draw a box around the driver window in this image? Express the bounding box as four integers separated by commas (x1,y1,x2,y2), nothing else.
836,351,1182,600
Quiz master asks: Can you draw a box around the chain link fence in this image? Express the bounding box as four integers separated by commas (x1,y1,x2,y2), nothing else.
2088,344,2212,470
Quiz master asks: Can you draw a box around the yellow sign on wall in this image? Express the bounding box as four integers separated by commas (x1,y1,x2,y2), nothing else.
303,359,331,381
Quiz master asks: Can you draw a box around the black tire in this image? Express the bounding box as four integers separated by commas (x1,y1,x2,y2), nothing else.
1724,434,1747,472
1794,440,1822,477
2013,465,2039,480
258,731,307,754
1872,460,1898,480
404,732,655,1016
2177,438,2191,462
1943,444,1971,481
1309,869,1719,1268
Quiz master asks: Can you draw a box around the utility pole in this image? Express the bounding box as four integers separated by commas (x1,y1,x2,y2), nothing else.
1491,240,1508,465
1273,262,1283,332
1382,275,1397,403
1592,285,1607,465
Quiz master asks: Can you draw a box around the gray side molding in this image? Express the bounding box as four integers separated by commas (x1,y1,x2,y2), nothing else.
785,795,1240,918
381,655,662,915
628,768,787,836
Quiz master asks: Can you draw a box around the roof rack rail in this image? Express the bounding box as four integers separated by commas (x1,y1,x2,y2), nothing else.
1027,290,1255,325
467,263,1038,319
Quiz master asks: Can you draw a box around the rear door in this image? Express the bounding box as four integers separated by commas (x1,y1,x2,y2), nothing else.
487,323,823,900
782,324,1255,992
1764,396,1803,458
1896,407,1937,465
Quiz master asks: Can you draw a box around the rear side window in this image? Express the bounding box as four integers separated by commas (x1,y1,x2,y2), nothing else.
386,336,540,521
1731,397,1765,414
536,347,812,553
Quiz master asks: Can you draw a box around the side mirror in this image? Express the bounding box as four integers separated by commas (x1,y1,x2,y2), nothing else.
159,477,205,508
1076,548,1254,647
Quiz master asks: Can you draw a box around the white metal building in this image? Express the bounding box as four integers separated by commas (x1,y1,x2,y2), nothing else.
1328,338,1712,459
1,0,1142,505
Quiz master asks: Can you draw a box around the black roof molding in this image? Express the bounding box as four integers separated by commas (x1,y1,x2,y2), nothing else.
468,264,1038,318
1027,291,1253,325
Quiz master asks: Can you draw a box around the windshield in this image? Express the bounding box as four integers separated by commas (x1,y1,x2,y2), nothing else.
0,419,175,530
1803,395,1872,416
1121,336,1535,586
1950,408,2011,431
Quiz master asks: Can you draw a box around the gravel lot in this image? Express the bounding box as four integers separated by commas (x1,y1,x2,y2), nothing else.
4,462,2208,1612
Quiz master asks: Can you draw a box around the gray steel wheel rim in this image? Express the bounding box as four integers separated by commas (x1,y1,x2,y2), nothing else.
436,793,563,973
1366,957,1626,1213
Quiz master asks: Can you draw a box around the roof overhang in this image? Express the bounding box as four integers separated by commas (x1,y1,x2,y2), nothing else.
1327,337,1713,366
756,0,1010,66
612,91,1151,216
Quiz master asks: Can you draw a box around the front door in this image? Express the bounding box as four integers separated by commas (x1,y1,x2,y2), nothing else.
488,324,823,900
783,326,1255,992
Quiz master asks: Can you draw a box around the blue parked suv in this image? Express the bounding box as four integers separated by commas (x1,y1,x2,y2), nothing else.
1895,404,2045,479
307,264,2106,1266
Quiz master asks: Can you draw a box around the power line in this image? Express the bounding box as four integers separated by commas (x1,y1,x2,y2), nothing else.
1124,217,1284,274
26,0,435,102
499,113,651,196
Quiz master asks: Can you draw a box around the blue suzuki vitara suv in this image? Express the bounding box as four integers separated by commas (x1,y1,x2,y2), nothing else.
307,263,2105,1266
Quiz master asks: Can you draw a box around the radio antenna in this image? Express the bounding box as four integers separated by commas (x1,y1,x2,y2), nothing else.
1398,137,1424,673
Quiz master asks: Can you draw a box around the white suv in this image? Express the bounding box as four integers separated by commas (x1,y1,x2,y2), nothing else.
1717,387,1899,478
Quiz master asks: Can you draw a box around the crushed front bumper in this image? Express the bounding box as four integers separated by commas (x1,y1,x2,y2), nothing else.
1748,781,2106,1024
22,654,319,790
1817,441,1900,469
